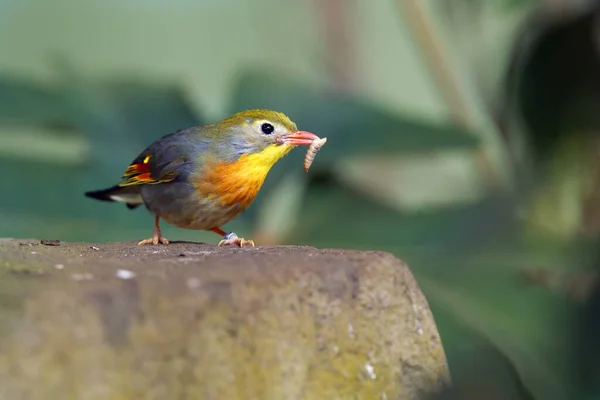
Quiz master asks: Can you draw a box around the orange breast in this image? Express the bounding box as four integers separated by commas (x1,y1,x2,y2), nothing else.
193,162,263,209
192,144,294,210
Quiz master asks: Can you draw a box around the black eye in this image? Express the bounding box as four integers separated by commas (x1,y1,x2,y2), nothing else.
261,123,275,135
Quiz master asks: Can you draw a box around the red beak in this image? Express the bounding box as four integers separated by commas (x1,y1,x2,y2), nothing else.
280,131,319,146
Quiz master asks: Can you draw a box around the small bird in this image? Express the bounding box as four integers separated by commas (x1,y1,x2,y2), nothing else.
85,109,319,247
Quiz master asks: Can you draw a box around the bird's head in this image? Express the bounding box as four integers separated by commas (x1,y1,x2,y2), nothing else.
212,109,319,166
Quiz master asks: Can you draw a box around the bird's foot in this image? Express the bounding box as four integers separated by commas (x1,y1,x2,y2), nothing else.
217,232,254,247
137,230,169,246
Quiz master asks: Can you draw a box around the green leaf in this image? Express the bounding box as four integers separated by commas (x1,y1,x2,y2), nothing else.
230,70,479,159
427,304,536,400
0,74,66,125
0,75,206,241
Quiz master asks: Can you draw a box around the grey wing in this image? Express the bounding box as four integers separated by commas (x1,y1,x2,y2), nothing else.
119,127,210,186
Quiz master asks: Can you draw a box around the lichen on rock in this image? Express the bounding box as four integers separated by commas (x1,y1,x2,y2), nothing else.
0,239,450,400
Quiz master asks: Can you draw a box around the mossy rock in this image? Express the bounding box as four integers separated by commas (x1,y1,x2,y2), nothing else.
0,239,449,399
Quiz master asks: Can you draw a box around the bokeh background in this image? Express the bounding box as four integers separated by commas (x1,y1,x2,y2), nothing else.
3,0,600,399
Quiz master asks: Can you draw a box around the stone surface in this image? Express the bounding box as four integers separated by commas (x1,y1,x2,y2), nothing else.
0,238,450,400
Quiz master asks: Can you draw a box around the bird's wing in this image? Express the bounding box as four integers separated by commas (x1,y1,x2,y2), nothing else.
118,129,210,187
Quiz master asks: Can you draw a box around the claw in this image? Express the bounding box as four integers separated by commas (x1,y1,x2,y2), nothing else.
217,232,255,247
137,235,169,246
138,216,169,245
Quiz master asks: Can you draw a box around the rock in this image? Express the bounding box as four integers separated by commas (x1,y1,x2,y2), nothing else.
0,239,449,400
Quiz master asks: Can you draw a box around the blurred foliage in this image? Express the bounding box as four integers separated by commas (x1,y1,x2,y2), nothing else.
2,1,600,400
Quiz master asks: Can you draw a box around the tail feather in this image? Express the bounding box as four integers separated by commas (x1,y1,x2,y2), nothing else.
85,185,144,210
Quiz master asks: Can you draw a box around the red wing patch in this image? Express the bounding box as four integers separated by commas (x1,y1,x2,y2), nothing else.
123,162,150,177
119,154,167,187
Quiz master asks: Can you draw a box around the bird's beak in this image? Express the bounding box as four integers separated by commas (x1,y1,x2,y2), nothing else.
280,131,320,146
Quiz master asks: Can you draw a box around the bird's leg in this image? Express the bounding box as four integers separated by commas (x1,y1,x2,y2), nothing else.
210,227,255,247
138,215,169,245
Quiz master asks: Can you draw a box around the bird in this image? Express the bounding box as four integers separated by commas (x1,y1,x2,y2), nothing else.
84,109,319,247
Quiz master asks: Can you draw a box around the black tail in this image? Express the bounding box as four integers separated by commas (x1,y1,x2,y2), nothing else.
85,185,143,210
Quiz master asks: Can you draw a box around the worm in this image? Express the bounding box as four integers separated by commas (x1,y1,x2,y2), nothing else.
304,137,327,172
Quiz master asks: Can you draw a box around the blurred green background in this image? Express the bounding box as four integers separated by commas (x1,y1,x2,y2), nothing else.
3,0,600,399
